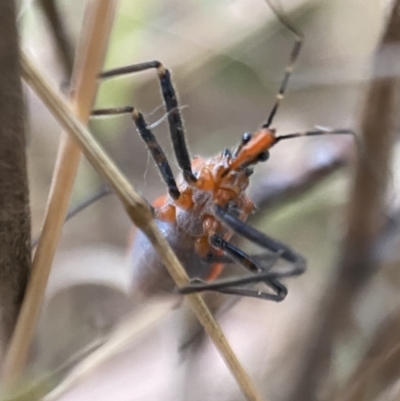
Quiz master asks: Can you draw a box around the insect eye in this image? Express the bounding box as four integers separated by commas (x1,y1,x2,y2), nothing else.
242,132,252,144
258,150,270,162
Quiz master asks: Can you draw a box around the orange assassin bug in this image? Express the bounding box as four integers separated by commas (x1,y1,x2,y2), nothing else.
91,1,354,301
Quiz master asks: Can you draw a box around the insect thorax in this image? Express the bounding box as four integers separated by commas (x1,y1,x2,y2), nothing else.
156,155,254,240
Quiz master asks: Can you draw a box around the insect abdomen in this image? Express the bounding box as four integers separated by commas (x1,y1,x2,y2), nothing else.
129,219,212,297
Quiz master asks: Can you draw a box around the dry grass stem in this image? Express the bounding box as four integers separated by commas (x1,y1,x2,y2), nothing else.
18,51,264,401
2,0,117,384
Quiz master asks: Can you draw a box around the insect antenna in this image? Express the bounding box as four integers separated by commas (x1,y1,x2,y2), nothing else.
276,128,357,143
262,0,304,128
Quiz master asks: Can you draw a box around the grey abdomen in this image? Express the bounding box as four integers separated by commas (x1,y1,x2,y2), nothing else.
129,220,211,297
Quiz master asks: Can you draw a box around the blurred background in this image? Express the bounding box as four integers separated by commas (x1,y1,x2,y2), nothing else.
15,0,400,400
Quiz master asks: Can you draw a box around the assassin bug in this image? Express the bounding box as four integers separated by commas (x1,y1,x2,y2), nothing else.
91,1,354,301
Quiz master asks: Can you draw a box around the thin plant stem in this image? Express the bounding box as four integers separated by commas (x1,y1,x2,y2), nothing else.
2,0,117,384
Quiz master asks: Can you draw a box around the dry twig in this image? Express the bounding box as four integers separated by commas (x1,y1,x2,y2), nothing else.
2,0,117,384
0,0,31,363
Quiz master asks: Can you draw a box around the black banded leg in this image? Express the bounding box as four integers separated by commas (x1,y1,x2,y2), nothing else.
263,2,303,128
181,273,287,300
201,251,279,266
214,204,306,275
91,107,180,200
209,235,280,275
99,61,196,184
180,235,287,301
180,205,306,300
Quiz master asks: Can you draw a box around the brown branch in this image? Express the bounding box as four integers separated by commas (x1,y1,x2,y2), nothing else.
288,0,400,399
0,0,31,365
2,0,117,384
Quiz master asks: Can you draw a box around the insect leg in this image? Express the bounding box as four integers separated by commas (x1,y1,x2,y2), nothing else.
180,204,305,300
214,204,306,274
31,186,112,249
99,61,196,184
263,1,303,128
180,236,287,301
91,107,180,200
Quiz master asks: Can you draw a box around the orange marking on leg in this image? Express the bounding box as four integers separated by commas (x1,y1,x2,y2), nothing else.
202,215,221,236
155,204,176,222
191,155,206,171
174,187,193,209
195,167,214,191
207,263,224,281
195,236,211,258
